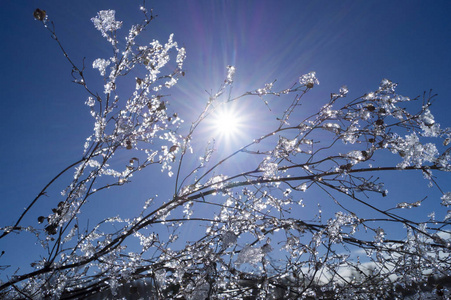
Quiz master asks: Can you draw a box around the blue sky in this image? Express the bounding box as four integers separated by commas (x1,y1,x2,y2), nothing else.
1,0,451,280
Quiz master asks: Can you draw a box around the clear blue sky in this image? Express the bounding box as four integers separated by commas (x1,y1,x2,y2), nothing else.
1,0,451,280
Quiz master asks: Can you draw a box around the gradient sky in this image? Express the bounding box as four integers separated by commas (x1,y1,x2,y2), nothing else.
1,0,451,280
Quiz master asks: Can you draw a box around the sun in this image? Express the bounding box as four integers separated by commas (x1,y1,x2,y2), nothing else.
214,108,241,137
203,101,257,149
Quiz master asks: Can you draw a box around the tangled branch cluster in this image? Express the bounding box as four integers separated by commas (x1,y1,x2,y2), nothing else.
0,7,450,299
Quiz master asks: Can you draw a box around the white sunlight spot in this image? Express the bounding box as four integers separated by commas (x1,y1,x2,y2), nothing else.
203,101,257,152
214,108,240,137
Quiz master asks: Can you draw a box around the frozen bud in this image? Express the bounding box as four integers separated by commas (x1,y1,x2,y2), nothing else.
34,8,46,21
339,163,353,171
299,71,319,88
366,104,376,112
45,223,58,235
375,119,384,126
157,102,166,111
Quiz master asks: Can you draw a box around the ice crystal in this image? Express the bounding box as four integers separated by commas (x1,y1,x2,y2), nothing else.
103,81,115,94
339,85,349,96
154,269,167,289
321,104,339,119
444,210,451,221
134,232,156,251
378,78,396,94
221,231,238,248
235,245,264,267
183,201,193,219
355,179,384,194
299,71,319,87
93,117,106,141
421,108,440,137
441,192,451,207
342,122,359,144
176,47,186,68
374,228,385,246
283,188,292,197
179,183,201,197
296,183,308,192
396,200,421,209
422,108,435,127
346,150,365,164
256,82,273,95
259,157,279,179
206,175,228,190
85,96,95,107
326,212,357,243
274,137,298,158
164,77,177,88
390,133,438,168
225,65,235,84
92,58,110,76
187,280,210,300
91,10,122,44
323,122,341,133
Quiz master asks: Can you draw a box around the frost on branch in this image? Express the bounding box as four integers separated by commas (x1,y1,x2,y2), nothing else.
259,157,279,179
3,6,451,300
235,245,264,267
225,65,235,85
299,71,319,88
221,231,237,249
91,10,122,44
389,133,439,168
326,212,358,243
442,192,451,207
92,58,110,76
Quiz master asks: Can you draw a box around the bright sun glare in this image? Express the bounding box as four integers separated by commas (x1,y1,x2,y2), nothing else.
214,109,240,137
206,102,254,147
